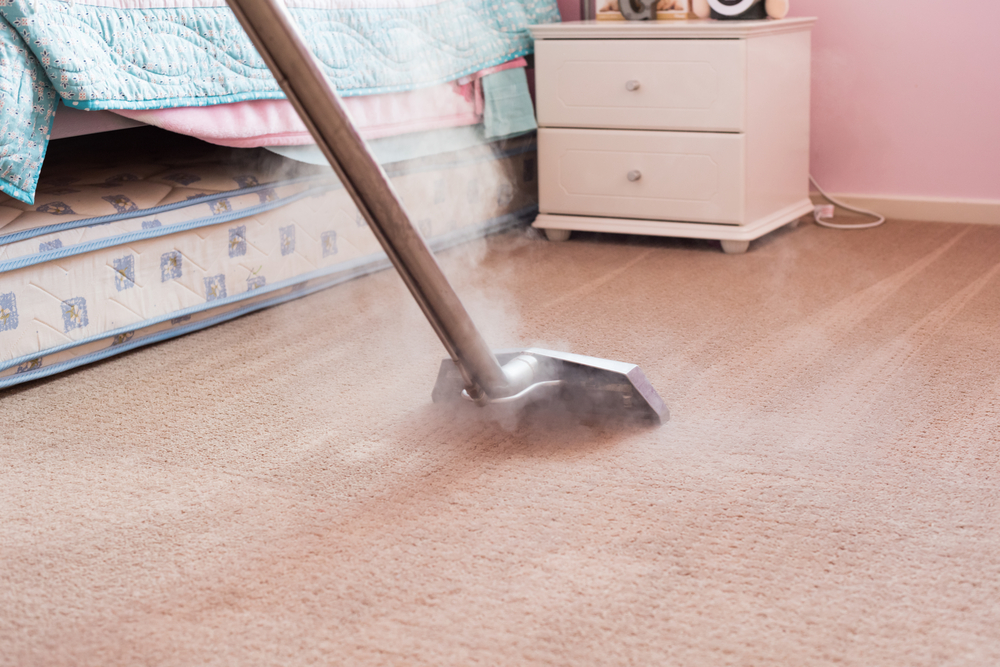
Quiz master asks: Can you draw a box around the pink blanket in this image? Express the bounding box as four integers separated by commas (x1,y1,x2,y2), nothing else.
113,59,526,148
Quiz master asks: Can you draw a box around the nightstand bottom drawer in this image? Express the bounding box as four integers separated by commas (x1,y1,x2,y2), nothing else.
538,128,745,224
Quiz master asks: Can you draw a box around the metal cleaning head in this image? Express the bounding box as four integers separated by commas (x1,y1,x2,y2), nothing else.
432,348,668,423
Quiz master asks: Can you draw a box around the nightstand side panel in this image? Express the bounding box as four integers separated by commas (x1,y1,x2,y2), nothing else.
744,29,813,227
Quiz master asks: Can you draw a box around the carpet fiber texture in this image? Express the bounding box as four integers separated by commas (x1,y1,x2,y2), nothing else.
2,219,999,666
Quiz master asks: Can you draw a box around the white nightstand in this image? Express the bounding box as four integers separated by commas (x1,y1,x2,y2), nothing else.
528,18,815,253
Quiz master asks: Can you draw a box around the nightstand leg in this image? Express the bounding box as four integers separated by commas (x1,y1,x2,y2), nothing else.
544,228,572,242
720,239,750,254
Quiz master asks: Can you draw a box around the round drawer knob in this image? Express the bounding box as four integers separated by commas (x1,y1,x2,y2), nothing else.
627,170,642,182
625,80,641,92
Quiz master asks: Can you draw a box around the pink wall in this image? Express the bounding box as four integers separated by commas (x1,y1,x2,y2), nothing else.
551,0,1000,201
790,0,1000,200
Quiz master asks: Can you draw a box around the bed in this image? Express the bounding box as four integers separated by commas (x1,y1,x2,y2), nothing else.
0,0,559,387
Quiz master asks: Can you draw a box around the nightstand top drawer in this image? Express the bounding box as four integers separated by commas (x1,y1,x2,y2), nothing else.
535,38,746,132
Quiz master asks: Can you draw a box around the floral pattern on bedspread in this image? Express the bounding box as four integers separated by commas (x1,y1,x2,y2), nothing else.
0,0,558,204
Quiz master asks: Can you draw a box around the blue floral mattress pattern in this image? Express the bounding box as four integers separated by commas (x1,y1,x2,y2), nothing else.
0,0,558,203
0,136,539,387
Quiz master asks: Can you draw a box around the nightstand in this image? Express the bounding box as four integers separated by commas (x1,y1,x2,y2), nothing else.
528,18,815,253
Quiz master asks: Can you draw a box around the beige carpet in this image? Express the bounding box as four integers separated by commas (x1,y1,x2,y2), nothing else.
2,218,999,666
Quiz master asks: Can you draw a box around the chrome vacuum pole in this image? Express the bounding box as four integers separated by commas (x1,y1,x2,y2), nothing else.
224,0,522,400
224,0,667,421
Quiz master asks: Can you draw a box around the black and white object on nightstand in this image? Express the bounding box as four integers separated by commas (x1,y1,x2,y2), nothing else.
528,18,815,254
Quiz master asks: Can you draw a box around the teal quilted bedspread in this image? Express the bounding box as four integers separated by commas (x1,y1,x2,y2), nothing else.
0,0,558,204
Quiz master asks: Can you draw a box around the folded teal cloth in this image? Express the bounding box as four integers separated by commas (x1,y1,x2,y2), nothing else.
483,68,539,141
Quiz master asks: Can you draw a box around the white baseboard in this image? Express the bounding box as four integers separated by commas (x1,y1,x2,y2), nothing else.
810,193,1000,225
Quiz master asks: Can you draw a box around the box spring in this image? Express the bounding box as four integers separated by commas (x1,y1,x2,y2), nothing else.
0,131,538,388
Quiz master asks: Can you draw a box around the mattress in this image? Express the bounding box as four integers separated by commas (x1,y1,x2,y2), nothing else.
0,128,539,388
0,0,559,203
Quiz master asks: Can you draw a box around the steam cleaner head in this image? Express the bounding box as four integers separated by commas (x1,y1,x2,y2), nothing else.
432,348,668,423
